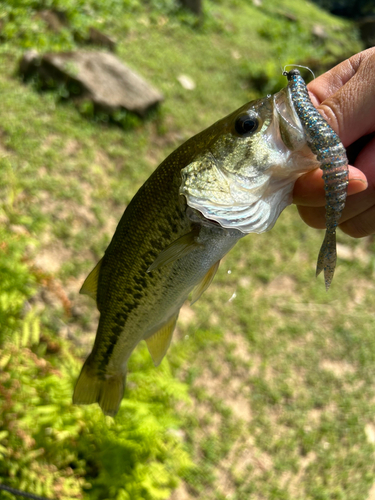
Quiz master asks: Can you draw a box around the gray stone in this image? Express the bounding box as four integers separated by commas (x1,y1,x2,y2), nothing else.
36,9,68,32
312,24,327,39
18,49,40,79
19,50,163,117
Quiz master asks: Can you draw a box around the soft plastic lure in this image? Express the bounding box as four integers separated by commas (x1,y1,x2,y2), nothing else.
284,69,349,290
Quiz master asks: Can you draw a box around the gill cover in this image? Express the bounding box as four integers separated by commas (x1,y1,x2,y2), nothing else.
180,91,311,234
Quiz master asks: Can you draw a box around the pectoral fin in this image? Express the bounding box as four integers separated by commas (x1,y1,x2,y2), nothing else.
191,260,220,305
80,258,103,301
145,313,179,367
147,229,203,272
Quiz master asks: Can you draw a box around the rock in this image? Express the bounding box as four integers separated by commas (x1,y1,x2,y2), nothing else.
177,74,196,90
19,50,163,117
36,9,68,32
312,24,327,39
87,27,116,52
18,50,40,80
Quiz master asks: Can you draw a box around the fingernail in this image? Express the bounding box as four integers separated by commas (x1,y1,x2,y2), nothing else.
350,177,368,185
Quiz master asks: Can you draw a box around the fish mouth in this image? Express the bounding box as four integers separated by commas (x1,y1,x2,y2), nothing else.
273,88,306,151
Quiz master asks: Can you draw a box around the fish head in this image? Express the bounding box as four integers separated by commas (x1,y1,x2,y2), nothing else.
180,88,319,233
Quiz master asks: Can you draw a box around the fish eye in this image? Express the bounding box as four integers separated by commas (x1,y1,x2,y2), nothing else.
234,113,260,136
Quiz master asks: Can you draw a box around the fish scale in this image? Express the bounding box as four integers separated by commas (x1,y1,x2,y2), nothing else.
284,69,349,290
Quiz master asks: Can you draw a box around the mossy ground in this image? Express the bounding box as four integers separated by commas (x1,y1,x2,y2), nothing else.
1,1,374,499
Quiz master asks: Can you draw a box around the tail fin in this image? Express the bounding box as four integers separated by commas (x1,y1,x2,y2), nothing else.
316,230,337,291
73,356,126,417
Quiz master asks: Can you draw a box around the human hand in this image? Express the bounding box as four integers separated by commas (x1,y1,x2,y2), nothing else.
293,47,375,238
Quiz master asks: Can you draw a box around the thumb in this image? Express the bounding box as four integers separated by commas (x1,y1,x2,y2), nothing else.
307,47,375,147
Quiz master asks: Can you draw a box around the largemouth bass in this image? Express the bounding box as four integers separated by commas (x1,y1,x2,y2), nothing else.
73,73,347,416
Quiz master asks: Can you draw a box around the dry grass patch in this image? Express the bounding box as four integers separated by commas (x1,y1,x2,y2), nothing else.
168,482,192,500
266,274,297,296
320,359,355,378
178,303,197,327
33,244,73,274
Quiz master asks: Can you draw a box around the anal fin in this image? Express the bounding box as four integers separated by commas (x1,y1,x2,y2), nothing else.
145,313,179,367
80,258,103,301
191,260,220,305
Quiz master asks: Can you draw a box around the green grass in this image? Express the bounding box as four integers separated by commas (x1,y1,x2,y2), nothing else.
1,0,373,499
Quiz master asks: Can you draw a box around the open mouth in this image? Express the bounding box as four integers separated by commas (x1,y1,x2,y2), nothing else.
273,88,306,151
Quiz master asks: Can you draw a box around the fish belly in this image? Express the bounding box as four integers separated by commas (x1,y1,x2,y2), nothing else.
108,222,243,370
74,219,242,416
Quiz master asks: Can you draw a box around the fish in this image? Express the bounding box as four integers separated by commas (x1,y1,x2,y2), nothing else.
73,73,346,416
284,69,349,289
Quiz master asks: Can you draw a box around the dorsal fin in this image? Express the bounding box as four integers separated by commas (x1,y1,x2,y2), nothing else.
144,313,179,367
147,229,203,273
191,260,220,305
80,258,103,301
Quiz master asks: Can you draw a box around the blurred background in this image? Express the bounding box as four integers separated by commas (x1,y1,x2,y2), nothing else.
1,0,375,499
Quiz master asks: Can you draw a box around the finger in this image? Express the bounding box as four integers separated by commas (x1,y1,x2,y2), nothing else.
307,50,372,105
307,48,375,146
297,185,375,230
340,204,375,238
293,165,368,207
307,56,358,107
297,205,328,230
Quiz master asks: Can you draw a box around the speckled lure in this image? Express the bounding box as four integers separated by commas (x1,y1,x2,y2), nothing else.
284,69,349,290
